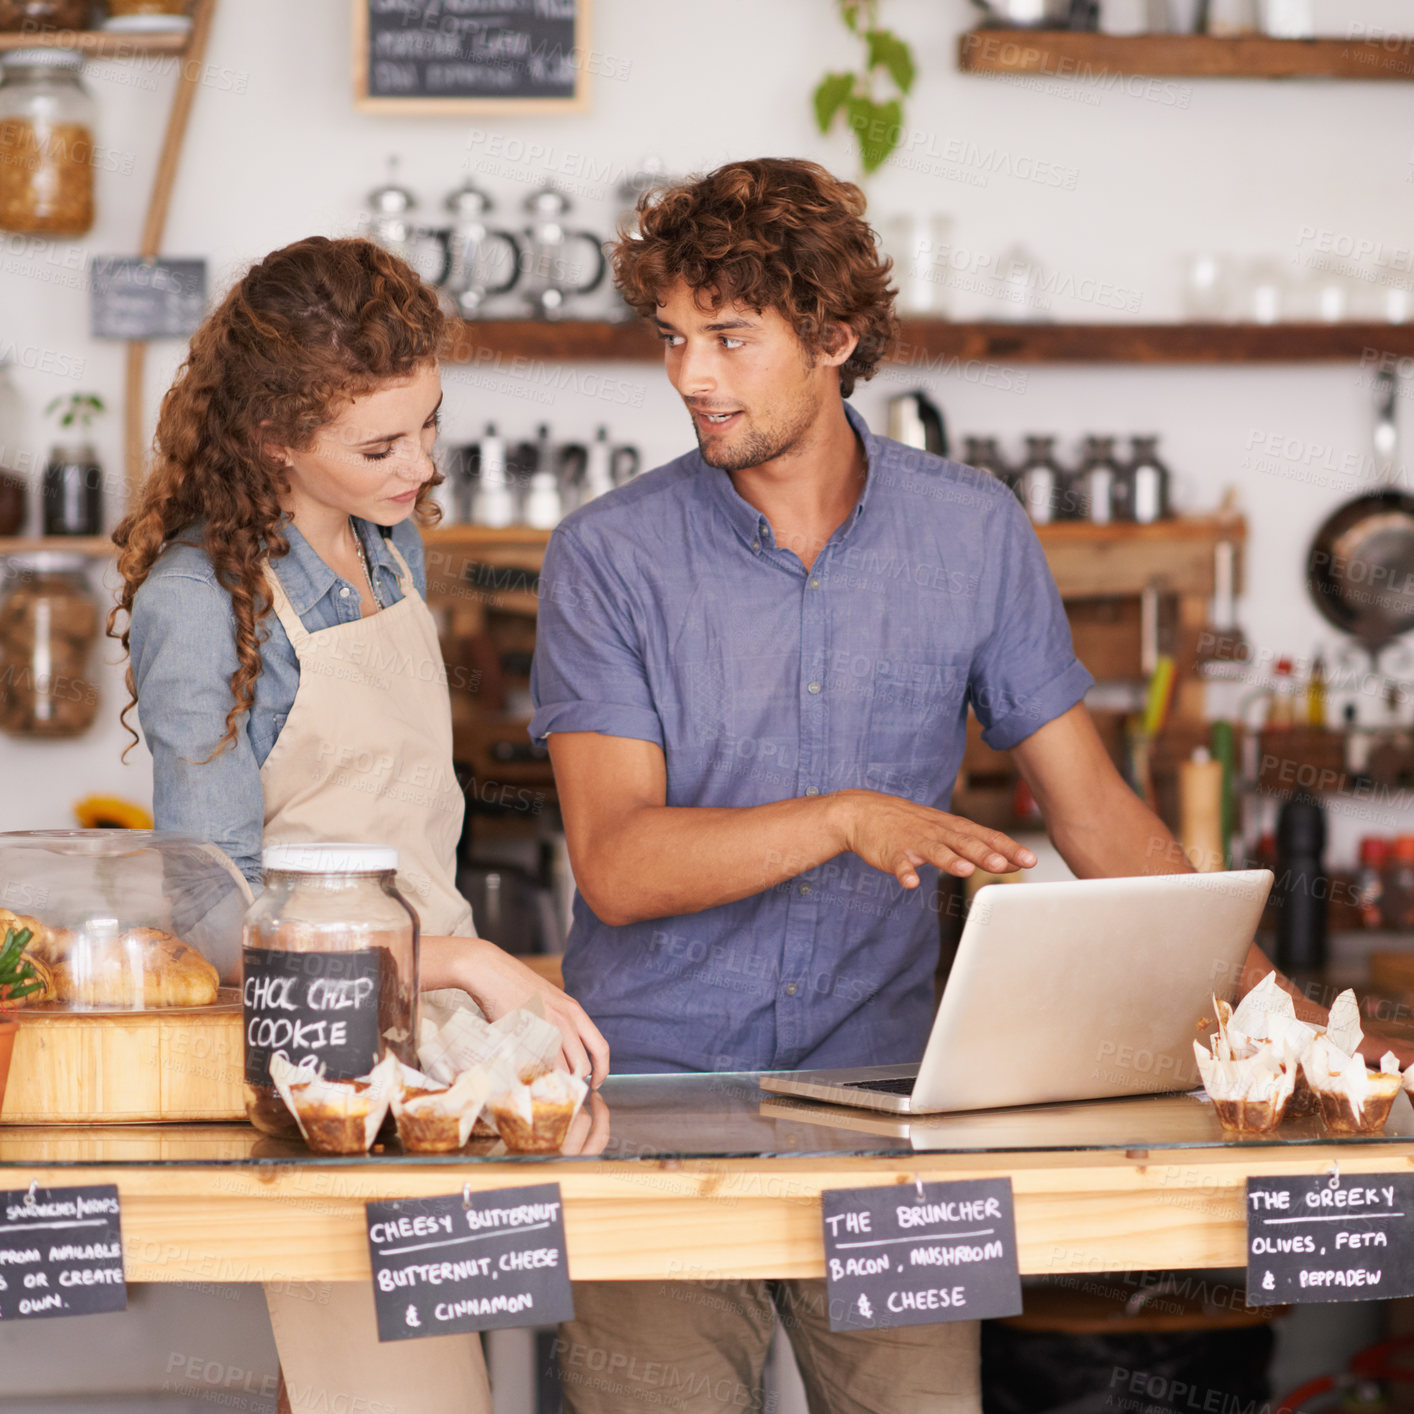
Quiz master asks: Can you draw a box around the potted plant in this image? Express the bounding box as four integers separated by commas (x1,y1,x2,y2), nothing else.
42,391,106,537
0,923,51,1114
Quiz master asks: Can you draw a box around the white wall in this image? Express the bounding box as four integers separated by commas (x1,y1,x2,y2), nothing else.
2,0,1413,863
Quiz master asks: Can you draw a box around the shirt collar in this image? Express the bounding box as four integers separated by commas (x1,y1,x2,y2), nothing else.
271,516,402,616
700,398,877,555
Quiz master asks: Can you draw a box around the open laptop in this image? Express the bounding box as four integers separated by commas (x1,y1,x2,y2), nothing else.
759,869,1273,1115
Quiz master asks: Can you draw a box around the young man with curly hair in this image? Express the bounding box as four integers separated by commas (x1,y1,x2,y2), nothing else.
528,159,1301,1412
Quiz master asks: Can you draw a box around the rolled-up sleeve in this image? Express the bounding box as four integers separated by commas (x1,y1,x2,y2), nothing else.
129,571,266,888
529,527,664,747
969,494,1093,751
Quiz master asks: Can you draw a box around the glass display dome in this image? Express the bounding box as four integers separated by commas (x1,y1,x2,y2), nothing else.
0,829,249,1011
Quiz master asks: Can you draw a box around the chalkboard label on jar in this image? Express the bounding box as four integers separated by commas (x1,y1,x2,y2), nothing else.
243,946,384,1086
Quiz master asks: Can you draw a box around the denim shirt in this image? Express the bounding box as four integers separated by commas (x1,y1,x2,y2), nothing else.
529,401,1093,1075
129,517,427,890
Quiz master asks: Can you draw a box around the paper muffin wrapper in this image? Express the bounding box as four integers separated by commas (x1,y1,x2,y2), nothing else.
391,1065,494,1154
486,1063,588,1154
269,1052,400,1155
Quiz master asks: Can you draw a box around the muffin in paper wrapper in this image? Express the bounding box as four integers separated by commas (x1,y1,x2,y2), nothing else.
269,1052,400,1155
1212,974,1369,1120
391,1062,494,1154
418,994,568,1138
1302,1037,1402,1135
485,1058,588,1154
1192,1039,1295,1133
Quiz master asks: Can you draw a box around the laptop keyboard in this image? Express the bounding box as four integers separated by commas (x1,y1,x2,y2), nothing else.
840,1077,916,1095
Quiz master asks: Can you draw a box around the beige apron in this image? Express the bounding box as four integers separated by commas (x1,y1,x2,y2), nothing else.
259,536,489,1414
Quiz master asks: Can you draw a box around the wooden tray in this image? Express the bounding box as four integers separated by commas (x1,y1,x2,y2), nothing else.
0,988,245,1125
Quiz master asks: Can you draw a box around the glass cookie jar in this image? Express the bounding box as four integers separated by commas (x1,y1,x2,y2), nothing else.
242,843,420,1138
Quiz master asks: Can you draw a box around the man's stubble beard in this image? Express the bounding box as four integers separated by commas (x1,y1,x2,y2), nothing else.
692,388,820,474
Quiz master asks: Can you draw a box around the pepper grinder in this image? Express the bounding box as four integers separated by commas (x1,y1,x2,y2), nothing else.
1274,794,1327,977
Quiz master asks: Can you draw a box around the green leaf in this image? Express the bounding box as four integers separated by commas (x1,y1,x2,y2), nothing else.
866,27,915,94
840,1,861,33
813,71,856,133
846,95,903,173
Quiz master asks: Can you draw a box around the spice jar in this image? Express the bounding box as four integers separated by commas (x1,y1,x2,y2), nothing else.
242,844,420,1139
0,0,93,31
0,50,96,236
0,552,99,738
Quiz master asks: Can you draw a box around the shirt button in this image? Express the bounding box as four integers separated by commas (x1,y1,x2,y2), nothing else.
807,681,821,695
339,586,351,597
752,539,761,552
799,882,812,896
805,786,820,797
809,578,821,590
785,982,798,996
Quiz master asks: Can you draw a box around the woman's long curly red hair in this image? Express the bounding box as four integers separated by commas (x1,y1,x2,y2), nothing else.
109,236,446,759
613,158,896,397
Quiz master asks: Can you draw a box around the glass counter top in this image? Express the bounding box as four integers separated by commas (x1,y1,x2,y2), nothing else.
1,1074,1412,1167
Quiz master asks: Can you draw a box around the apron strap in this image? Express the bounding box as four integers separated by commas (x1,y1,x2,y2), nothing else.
383,535,418,597
263,565,311,650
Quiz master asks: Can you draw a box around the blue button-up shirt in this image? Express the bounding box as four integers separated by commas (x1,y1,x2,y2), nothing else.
530,402,1092,1074
129,517,426,890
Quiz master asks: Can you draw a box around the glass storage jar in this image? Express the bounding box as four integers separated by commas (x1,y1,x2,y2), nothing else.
242,844,420,1138
0,552,99,738
0,50,96,236
0,0,93,31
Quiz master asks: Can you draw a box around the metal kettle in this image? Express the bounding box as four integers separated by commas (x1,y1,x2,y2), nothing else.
886,390,949,457
442,179,523,318
520,184,608,320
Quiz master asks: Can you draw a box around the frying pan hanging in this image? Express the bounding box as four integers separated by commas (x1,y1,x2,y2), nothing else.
1307,370,1414,658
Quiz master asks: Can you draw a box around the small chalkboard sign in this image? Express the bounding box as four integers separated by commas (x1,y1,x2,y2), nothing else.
822,1178,1021,1332
243,946,384,1087
90,257,207,341
0,1184,126,1322
1246,1173,1414,1305
353,0,592,113
366,1184,573,1341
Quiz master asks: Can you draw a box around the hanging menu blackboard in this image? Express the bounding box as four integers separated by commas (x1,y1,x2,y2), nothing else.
822,1178,1021,1333
90,258,208,341
353,0,591,113
366,1184,573,1340
1246,1173,1414,1305
0,1185,126,1321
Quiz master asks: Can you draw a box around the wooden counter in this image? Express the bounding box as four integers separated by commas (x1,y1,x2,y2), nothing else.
3,1078,1414,1286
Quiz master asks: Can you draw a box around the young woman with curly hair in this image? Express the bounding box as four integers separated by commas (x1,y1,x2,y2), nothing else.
112,235,606,1414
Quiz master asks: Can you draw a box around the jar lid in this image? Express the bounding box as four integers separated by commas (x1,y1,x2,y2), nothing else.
262,843,399,874
4,49,85,69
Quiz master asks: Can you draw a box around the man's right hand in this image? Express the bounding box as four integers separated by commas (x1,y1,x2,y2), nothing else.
830,788,1037,889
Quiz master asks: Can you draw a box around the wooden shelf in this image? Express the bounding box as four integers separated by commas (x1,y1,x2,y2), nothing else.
0,536,112,557
957,30,1414,80
1037,514,1244,599
443,318,657,364
0,28,191,56
444,318,1414,366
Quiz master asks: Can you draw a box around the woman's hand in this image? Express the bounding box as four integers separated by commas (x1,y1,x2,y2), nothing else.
422,935,610,1089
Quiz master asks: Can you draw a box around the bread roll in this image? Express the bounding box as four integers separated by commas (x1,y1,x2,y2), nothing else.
44,925,219,1008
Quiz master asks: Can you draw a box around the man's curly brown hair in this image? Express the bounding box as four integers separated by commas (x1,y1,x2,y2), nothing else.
612,157,896,398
